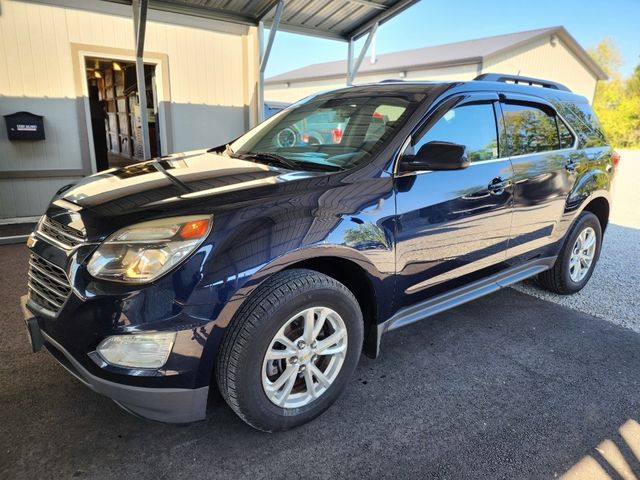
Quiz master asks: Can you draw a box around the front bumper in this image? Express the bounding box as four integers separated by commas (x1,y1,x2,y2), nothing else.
21,295,208,423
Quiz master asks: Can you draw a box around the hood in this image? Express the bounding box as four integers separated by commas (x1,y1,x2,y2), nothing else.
57,149,325,216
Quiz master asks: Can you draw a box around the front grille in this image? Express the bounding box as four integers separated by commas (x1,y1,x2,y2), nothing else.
37,216,84,249
27,254,71,315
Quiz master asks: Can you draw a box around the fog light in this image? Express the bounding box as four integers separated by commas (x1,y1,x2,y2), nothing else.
97,332,176,369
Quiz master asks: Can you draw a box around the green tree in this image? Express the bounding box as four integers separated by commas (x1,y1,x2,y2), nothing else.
624,65,640,146
589,38,623,77
344,223,387,248
589,39,640,148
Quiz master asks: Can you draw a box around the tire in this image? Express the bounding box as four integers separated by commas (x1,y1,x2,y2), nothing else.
537,211,602,295
215,268,363,432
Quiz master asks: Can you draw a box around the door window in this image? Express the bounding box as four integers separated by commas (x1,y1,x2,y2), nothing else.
414,103,499,162
502,102,564,155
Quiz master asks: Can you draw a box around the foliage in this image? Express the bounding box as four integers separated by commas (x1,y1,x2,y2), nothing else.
503,108,560,154
589,38,640,148
344,223,387,248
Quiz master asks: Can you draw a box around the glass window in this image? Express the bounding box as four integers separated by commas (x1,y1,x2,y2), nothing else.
558,118,575,149
364,105,407,143
230,92,426,171
559,102,607,147
414,103,499,162
502,103,560,155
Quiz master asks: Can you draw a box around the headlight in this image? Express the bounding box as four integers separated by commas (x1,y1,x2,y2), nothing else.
97,332,177,369
87,215,211,283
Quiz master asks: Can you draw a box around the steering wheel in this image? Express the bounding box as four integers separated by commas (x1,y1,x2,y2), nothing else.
276,127,298,148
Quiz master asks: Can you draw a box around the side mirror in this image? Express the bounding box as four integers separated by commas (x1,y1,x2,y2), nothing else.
401,141,470,172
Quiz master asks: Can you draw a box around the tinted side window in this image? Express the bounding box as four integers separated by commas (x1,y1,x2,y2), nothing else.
502,102,560,155
414,103,498,162
559,102,607,147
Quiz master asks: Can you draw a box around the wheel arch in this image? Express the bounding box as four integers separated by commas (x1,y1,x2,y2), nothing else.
282,256,380,359
581,195,610,233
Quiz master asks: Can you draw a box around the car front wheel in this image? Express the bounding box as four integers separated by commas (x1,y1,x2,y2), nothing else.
215,269,363,432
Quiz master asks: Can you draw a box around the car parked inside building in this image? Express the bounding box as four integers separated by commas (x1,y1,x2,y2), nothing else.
21,74,617,431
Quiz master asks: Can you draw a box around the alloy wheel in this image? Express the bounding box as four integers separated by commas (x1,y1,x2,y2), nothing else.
569,226,597,282
261,306,348,409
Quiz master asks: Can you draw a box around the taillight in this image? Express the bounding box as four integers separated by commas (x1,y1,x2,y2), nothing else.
302,133,309,143
612,151,621,168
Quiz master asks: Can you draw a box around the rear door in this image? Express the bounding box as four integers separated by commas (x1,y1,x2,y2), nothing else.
498,94,577,263
394,92,515,308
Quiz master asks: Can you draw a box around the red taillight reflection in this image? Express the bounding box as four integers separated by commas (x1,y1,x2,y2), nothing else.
332,128,343,144
612,151,621,168
302,133,309,143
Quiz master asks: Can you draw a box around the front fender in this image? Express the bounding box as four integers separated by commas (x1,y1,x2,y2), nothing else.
222,243,389,316
187,177,396,383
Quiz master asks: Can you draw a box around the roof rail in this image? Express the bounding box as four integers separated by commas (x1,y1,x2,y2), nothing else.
474,73,571,92
378,78,406,83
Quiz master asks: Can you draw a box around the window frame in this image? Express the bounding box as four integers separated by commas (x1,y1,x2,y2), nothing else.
557,116,576,150
497,93,578,158
394,92,503,176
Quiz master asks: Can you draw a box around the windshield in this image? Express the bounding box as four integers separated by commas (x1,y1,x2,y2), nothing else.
227,91,426,171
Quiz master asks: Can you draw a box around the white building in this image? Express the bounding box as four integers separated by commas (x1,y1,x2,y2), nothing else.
266,26,607,104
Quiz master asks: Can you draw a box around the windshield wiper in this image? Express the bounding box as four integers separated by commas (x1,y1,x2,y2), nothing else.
234,152,344,172
234,152,301,171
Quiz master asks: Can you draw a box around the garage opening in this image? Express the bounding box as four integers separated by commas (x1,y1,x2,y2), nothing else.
84,57,160,170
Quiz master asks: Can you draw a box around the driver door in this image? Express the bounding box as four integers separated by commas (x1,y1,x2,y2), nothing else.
394,93,515,309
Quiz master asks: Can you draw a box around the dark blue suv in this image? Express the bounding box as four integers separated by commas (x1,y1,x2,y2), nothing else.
21,74,617,431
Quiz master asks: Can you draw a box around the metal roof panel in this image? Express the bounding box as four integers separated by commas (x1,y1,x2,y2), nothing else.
104,0,419,40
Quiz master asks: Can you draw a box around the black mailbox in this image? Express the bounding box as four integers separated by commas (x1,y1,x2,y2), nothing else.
4,111,45,141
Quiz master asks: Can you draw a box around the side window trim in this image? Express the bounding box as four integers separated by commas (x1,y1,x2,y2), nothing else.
394,92,502,175
499,93,578,157
494,100,509,159
556,115,577,149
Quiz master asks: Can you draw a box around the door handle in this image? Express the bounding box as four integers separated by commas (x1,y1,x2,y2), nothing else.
488,177,511,195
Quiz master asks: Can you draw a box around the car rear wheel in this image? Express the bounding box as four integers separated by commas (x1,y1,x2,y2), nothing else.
537,211,602,294
215,269,363,432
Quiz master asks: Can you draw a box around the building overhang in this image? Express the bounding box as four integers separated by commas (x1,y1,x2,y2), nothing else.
101,0,420,41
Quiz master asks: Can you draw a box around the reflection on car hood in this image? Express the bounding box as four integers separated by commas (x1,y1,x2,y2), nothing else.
58,149,325,215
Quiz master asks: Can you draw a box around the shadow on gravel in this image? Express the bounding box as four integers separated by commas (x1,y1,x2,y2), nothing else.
2,243,640,480
514,223,640,331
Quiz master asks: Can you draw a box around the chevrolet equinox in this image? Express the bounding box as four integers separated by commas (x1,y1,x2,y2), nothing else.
21,74,617,431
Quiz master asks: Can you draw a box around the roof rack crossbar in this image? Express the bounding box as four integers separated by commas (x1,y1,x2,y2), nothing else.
474,73,571,92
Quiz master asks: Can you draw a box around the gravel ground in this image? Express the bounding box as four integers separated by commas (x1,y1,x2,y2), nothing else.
513,149,640,331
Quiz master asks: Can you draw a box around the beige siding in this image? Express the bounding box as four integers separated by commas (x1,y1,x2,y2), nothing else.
482,35,598,101
0,0,259,218
0,176,79,218
266,37,599,104
0,0,249,104
266,63,480,103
